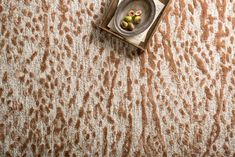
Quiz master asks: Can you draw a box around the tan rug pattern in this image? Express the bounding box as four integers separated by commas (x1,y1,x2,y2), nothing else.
0,0,235,156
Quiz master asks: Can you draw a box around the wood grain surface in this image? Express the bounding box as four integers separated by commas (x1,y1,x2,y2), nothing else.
0,0,235,156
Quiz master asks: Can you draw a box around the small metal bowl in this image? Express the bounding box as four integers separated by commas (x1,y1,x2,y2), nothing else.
113,0,156,37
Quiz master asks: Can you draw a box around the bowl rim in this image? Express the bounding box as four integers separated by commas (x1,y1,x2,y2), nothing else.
113,0,156,37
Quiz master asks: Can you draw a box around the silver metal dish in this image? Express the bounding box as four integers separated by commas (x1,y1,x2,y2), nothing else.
113,0,156,37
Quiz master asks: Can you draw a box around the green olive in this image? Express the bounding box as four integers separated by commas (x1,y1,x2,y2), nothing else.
133,16,141,24
124,16,132,23
121,20,128,29
127,22,135,31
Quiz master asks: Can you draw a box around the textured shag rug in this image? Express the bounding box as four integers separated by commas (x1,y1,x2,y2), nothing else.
0,0,235,156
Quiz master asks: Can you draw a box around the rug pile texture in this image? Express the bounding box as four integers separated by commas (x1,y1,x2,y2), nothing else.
0,0,235,156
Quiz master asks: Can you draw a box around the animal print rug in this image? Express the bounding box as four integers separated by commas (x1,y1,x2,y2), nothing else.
0,0,234,156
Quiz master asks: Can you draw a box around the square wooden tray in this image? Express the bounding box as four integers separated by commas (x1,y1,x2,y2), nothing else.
97,0,171,52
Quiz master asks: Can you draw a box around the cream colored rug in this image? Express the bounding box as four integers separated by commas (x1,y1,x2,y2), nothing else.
0,0,234,156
